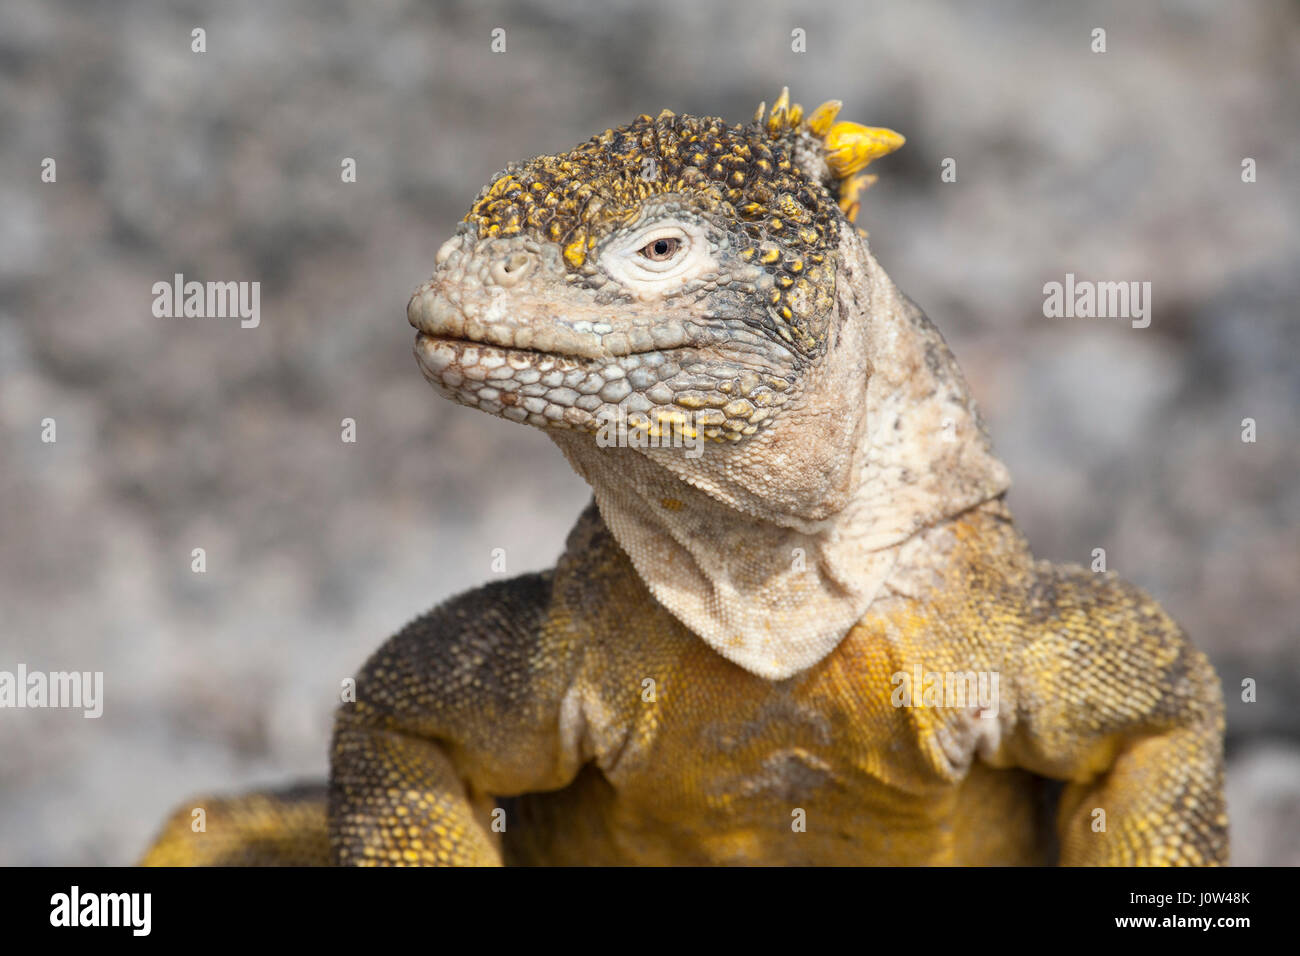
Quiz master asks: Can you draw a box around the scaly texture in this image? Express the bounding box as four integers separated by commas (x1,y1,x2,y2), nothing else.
139,784,330,866
141,90,1227,866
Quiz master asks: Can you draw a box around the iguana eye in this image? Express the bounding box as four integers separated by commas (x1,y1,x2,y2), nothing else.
639,237,681,261
597,219,712,294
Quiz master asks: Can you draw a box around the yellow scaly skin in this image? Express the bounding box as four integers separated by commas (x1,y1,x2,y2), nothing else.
326,502,1226,866
143,500,1227,865
139,785,329,866
141,91,1227,866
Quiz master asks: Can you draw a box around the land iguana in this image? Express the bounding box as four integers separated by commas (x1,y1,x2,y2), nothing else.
142,90,1228,865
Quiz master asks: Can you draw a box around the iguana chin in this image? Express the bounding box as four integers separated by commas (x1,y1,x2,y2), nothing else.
141,90,1228,866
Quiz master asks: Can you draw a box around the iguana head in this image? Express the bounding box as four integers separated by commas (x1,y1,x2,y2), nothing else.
410,90,1009,679
409,89,902,446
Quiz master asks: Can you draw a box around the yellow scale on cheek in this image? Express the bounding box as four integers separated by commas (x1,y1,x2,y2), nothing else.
563,233,588,268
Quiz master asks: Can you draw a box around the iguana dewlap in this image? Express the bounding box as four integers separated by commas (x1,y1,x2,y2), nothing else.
142,90,1228,866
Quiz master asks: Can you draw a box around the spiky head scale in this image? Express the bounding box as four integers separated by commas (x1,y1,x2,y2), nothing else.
464,92,903,356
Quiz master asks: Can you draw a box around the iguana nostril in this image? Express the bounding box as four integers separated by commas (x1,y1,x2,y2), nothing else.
491,252,534,286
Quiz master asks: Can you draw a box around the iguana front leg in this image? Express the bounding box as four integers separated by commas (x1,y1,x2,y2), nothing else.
327,571,585,866
993,567,1229,865
331,724,505,865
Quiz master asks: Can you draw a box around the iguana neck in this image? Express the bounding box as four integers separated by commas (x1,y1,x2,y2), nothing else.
550,229,1011,679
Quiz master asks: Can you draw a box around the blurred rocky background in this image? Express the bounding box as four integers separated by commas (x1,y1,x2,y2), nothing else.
1,0,1296,864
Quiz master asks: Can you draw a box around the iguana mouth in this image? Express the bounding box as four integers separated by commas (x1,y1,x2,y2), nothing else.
414,330,598,367
407,285,690,362
416,330,595,371
412,326,702,432
410,285,796,439
408,286,709,429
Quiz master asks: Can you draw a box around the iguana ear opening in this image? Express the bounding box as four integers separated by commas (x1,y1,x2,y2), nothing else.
754,87,905,224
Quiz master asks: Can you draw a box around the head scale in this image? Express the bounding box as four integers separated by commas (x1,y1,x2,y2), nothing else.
463,89,903,357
